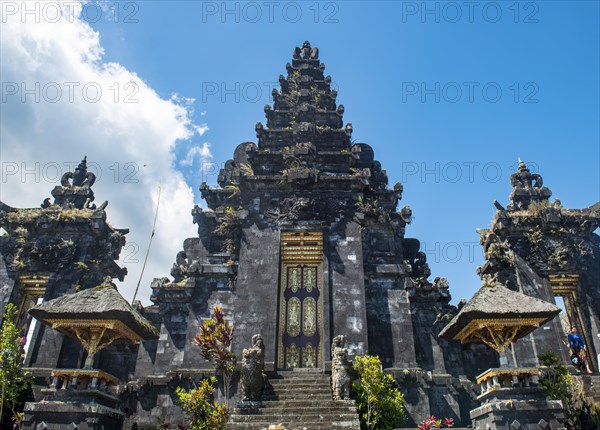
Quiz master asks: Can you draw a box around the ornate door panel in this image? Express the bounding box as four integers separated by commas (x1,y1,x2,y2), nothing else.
279,232,323,369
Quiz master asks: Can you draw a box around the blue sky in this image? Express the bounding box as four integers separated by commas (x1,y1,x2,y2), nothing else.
2,1,599,304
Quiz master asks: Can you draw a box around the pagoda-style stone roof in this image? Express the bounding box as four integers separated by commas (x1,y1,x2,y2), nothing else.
29,285,159,341
199,41,404,213
439,284,560,352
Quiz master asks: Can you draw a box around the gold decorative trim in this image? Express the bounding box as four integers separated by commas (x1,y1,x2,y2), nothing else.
17,273,50,327
454,318,547,353
18,273,50,295
46,318,144,365
476,367,538,385
303,297,317,337
278,230,324,369
50,369,119,386
549,273,579,295
549,273,596,371
304,267,316,293
281,231,323,263
302,342,317,368
287,297,301,337
289,267,301,293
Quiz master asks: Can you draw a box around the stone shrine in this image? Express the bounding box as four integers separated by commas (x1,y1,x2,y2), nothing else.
1,42,598,429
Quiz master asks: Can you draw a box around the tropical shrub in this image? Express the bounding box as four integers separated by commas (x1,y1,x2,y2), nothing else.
352,355,405,430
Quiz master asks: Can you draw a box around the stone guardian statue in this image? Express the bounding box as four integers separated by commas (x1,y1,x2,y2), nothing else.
240,334,265,401
331,335,352,400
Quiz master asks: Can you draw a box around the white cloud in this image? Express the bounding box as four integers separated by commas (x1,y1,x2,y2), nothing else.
180,142,212,167
194,124,209,136
0,1,209,304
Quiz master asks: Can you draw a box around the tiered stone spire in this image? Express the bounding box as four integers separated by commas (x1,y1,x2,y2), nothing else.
201,41,401,216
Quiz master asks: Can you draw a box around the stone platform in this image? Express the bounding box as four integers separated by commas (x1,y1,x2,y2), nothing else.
470,368,566,430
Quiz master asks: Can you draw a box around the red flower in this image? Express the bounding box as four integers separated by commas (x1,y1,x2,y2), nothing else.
443,417,455,428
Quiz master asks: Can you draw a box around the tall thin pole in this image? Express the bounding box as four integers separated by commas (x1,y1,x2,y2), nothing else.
132,184,161,304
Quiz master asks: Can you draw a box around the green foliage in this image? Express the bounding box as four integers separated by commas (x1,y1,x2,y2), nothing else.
525,225,544,247
214,207,240,238
538,352,600,429
224,184,240,199
350,168,363,177
527,199,550,215
239,162,254,177
538,351,560,367
176,377,227,430
0,304,32,427
352,355,405,430
356,196,390,223
193,306,236,407
75,261,89,270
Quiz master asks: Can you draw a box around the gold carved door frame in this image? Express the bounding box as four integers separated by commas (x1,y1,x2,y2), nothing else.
550,273,597,371
278,231,324,369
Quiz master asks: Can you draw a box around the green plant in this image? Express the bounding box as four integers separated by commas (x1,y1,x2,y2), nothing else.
75,261,89,270
525,226,544,247
224,184,240,199
239,162,254,177
528,199,550,216
352,355,405,430
0,304,32,428
356,196,389,222
538,351,600,429
193,306,236,408
221,238,236,255
214,207,240,238
176,377,227,430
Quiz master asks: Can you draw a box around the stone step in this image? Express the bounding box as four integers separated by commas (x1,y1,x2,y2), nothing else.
226,420,360,430
263,386,332,393
261,394,334,401
266,377,331,383
267,380,331,386
239,400,356,409
266,373,329,380
230,413,360,422
266,381,331,386
234,403,357,412
577,374,600,404
228,371,360,430
236,408,356,417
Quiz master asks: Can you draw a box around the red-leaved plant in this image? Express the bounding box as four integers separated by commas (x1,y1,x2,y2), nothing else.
193,306,236,408
417,415,454,430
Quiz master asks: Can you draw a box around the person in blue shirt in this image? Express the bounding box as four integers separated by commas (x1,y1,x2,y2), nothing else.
568,326,592,374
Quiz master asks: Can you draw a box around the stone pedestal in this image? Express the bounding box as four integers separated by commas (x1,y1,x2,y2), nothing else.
470,368,566,430
22,369,124,430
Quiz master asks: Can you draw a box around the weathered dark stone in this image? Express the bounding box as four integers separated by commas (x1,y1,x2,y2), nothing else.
331,335,351,400
1,44,597,429
240,334,266,401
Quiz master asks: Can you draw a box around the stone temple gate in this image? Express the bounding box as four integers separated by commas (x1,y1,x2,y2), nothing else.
1,41,599,429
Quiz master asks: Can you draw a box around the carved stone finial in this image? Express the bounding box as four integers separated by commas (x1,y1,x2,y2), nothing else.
50,156,96,208
507,160,552,210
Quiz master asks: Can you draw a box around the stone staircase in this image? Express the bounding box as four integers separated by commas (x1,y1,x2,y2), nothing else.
227,371,361,430
579,373,600,406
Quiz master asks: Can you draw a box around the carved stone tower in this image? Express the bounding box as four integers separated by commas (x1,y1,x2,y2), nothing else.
141,41,475,426
478,160,600,371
